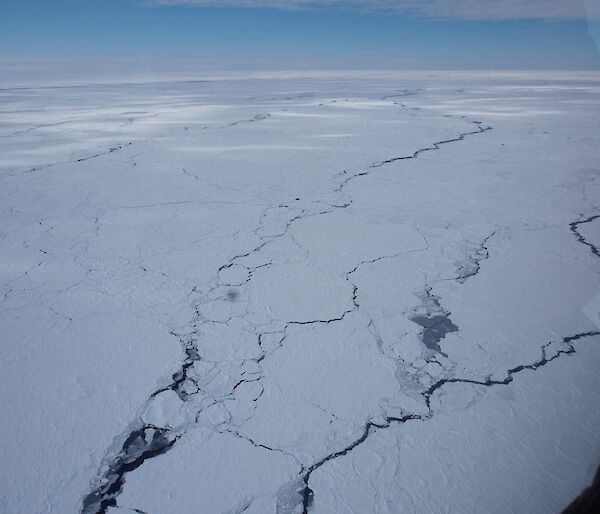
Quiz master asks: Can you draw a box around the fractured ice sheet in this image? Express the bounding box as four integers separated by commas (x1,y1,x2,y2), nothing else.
1,69,600,513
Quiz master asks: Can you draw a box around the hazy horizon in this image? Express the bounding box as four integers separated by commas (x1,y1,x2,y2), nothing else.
2,0,600,71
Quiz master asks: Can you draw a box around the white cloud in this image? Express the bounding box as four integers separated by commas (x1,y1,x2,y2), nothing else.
144,0,594,20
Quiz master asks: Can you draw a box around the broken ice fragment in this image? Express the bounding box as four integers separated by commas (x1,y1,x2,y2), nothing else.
142,390,185,429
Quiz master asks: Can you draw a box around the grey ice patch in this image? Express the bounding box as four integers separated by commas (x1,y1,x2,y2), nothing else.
226,289,240,301
410,289,458,354
411,314,458,353
276,477,306,514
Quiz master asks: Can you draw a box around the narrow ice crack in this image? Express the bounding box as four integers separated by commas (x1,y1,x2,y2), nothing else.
332,119,491,195
228,113,271,127
570,215,600,258
371,121,491,167
223,428,303,468
24,142,134,175
453,231,496,283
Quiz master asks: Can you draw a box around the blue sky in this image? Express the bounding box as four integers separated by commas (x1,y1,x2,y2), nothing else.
1,0,599,69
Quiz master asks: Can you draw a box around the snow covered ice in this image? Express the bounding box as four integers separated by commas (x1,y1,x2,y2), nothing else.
1,68,600,513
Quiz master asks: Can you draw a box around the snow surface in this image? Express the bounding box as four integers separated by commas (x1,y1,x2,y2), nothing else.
1,69,600,513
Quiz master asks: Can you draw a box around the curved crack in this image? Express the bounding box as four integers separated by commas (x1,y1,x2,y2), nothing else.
25,142,134,175
300,331,600,513
423,331,600,407
454,231,496,283
371,121,490,168
570,215,600,258
333,119,490,195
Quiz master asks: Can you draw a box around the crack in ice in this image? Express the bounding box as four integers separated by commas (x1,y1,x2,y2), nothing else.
570,214,600,258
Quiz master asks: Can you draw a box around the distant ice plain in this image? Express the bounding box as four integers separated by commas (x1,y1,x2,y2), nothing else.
1,66,600,513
